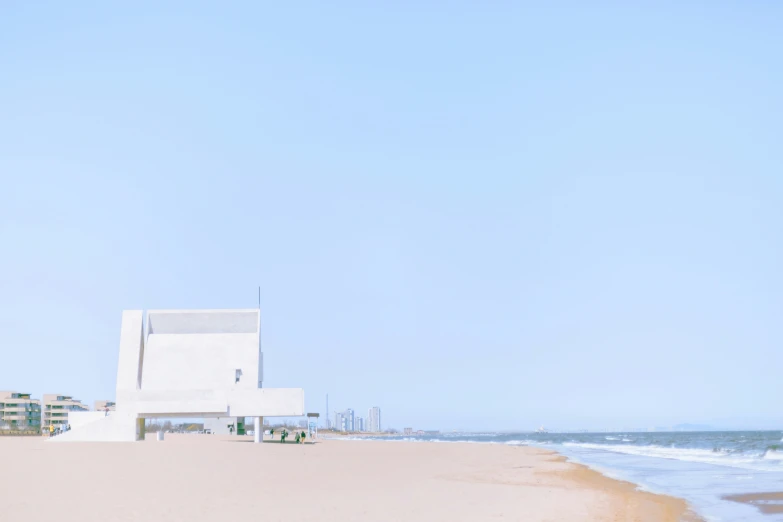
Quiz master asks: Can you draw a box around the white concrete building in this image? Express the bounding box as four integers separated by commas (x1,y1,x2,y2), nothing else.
54,309,304,442
367,406,381,432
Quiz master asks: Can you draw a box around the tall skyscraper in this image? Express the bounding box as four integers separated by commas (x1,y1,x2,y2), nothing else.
334,409,355,431
345,408,355,431
355,416,364,432
368,406,381,432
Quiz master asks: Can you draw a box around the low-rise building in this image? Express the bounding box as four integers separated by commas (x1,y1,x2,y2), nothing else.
0,392,41,432
42,394,89,429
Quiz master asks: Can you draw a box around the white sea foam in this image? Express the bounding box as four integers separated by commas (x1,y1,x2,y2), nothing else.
561,442,779,471
763,449,783,461
504,440,537,446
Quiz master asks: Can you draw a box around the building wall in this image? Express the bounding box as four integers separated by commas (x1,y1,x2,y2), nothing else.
203,416,245,435
141,310,261,391
0,392,41,431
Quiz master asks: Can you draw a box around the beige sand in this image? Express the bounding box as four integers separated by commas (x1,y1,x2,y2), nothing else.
2,435,698,521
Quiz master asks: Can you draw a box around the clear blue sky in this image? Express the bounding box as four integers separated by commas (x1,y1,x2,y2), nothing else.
1,2,781,431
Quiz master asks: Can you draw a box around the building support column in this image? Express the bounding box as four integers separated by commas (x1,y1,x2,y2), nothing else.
136,417,146,441
254,417,263,443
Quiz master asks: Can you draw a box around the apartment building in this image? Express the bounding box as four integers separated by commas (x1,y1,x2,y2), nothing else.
0,391,41,431
42,394,89,429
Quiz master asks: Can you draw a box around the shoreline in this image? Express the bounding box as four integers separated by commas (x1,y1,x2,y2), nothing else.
326,434,701,521
328,431,783,520
542,452,702,521
2,434,702,521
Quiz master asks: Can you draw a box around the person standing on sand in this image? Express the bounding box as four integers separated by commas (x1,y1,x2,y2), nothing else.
300,431,306,444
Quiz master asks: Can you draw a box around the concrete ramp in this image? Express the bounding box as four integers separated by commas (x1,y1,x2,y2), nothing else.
50,412,137,442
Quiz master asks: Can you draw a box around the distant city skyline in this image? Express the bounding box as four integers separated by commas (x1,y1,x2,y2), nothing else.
328,405,383,433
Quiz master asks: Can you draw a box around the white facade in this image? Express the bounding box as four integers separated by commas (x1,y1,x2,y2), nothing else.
367,407,381,432
54,309,304,442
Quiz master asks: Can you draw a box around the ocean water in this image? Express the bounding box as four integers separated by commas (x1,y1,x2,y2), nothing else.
352,431,783,521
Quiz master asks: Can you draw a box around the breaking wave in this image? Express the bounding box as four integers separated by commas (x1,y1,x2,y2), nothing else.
561,442,781,471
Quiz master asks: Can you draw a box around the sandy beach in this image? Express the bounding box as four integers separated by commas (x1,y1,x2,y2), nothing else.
1,435,699,521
